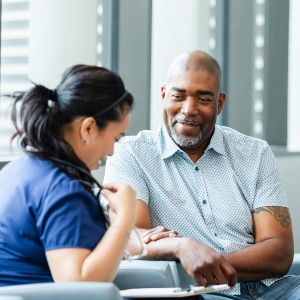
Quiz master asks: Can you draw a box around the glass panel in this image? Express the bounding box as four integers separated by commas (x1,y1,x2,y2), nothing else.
0,0,30,155
0,0,103,156
287,0,300,152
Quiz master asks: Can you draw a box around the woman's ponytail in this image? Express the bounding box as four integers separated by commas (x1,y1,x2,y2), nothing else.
11,83,91,188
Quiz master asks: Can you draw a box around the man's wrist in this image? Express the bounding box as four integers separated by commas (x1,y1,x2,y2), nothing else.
173,237,192,260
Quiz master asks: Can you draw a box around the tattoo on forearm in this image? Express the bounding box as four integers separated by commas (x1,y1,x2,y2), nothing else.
252,206,291,228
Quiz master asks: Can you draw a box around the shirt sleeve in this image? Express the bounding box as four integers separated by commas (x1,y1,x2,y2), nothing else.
103,141,149,204
36,180,106,251
253,142,288,210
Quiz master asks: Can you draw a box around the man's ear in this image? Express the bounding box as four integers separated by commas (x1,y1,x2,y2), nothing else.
80,117,97,141
217,92,226,115
161,85,166,102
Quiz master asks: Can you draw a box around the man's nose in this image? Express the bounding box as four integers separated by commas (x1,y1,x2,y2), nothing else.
181,98,198,116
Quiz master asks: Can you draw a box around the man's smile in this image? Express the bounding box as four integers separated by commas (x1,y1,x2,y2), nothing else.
177,121,199,127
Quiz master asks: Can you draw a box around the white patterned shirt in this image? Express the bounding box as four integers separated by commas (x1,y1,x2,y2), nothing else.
103,125,288,295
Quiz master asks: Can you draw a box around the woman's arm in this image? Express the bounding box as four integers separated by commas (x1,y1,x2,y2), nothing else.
46,182,136,282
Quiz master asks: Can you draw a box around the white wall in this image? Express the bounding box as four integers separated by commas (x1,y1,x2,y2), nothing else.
150,0,210,131
287,0,300,152
285,0,300,251
29,0,98,87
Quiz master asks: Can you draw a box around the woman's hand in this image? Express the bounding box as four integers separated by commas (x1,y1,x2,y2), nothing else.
142,226,181,244
101,182,136,227
48,183,137,283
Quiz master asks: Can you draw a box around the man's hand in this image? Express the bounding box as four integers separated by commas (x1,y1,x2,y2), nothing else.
142,226,181,243
177,238,237,288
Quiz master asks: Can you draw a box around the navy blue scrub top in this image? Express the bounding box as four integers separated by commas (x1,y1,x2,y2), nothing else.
0,155,106,286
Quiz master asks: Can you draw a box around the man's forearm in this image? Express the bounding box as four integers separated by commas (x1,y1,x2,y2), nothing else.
224,237,293,282
127,228,181,260
127,231,237,287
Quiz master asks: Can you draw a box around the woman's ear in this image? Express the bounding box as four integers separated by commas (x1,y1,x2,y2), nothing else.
80,117,97,143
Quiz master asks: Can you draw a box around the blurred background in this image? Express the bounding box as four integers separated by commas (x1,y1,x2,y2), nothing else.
0,0,299,249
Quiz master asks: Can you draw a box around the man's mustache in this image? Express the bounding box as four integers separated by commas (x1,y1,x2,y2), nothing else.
171,118,203,130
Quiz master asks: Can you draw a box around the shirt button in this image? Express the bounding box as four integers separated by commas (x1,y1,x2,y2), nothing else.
195,166,199,171
202,200,207,204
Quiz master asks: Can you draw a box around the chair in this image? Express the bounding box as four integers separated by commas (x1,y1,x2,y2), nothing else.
0,282,122,300
115,253,300,290
114,260,194,289
114,260,176,290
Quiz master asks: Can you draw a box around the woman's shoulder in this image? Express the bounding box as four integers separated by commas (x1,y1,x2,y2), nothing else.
0,155,96,223
1,155,85,195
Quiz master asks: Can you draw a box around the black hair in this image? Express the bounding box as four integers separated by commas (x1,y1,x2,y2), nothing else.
11,65,134,220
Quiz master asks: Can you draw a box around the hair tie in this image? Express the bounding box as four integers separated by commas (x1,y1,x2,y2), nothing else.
47,89,58,109
94,90,128,117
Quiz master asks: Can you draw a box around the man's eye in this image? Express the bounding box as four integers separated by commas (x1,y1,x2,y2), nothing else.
198,97,212,103
172,95,184,100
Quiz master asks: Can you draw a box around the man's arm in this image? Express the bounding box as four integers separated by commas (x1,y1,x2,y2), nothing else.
128,200,237,287
135,199,151,229
136,201,293,283
223,206,293,282
222,143,293,282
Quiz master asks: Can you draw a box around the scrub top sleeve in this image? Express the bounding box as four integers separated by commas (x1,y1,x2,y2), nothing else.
36,181,106,251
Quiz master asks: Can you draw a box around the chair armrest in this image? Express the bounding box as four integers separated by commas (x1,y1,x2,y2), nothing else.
174,262,197,287
114,252,300,291
114,260,176,289
0,282,122,300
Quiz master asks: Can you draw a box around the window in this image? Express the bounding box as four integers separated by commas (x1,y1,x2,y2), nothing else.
0,0,105,156
287,0,300,152
0,0,30,156
0,0,152,160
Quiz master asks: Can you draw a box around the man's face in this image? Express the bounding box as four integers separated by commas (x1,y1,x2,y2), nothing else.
161,68,225,149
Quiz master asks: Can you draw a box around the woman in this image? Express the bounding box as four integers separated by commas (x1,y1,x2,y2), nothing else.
0,65,136,286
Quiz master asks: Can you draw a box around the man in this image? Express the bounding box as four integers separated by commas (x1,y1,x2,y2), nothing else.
103,50,300,299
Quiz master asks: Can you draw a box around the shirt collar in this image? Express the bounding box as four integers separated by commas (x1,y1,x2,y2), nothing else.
159,125,182,159
206,125,225,155
158,124,225,159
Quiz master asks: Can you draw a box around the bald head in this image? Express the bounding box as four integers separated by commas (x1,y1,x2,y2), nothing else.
166,50,223,93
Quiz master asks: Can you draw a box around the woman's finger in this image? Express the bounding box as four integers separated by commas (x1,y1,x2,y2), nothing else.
142,226,164,237
143,230,180,243
151,232,175,241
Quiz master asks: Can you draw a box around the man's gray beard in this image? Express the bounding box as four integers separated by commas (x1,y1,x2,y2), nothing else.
170,126,203,147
